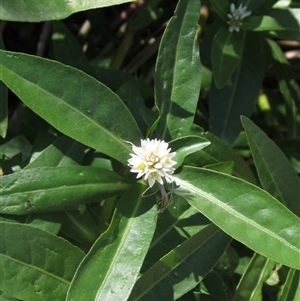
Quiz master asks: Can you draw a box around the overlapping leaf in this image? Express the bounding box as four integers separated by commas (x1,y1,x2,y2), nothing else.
0,0,135,22
0,50,142,164
66,183,157,301
0,222,85,301
153,0,201,139
172,166,300,269
0,166,131,214
242,117,300,216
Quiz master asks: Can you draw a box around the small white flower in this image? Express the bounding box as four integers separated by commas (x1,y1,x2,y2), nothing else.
227,3,251,32
127,138,177,188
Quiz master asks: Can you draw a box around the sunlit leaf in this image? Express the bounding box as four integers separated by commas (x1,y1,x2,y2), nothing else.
172,166,300,269
66,182,157,301
0,222,85,301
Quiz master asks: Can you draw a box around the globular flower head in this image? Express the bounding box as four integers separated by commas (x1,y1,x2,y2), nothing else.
227,3,251,32
127,138,177,188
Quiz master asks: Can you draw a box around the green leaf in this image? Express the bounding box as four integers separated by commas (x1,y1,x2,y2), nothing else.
24,135,86,169
243,8,300,40
129,224,231,300
209,32,265,144
0,0,135,22
241,117,300,216
212,26,244,89
66,182,157,301
232,254,276,301
0,36,8,138
266,39,300,137
0,50,142,164
0,221,85,301
153,0,201,139
172,166,300,270
170,136,211,169
0,166,131,215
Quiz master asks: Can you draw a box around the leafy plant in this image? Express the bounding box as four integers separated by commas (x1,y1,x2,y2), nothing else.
0,0,299,300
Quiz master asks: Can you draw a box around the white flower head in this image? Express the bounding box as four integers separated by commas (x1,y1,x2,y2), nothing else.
227,3,251,32
127,138,177,188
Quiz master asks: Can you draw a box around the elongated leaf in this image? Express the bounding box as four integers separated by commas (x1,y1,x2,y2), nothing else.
243,8,300,40
0,0,135,22
242,117,300,216
0,50,142,164
153,0,201,139
232,254,276,301
170,136,211,169
0,37,7,138
66,182,157,301
172,167,300,270
129,224,231,300
0,222,85,301
0,166,131,215
212,26,244,89
209,32,264,144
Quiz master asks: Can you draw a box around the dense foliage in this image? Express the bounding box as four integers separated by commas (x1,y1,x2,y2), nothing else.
0,0,299,300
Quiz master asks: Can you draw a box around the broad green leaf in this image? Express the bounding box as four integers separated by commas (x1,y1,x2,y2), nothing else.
209,32,265,144
212,26,244,89
267,39,300,137
66,182,157,301
0,50,142,164
25,135,86,169
153,0,201,139
0,36,7,138
129,224,231,300
0,0,135,22
242,117,300,216
232,253,276,301
170,136,211,169
278,269,300,301
172,166,300,270
185,130,257,184
0,222,85,301
0,166,131,215
243,8,300,40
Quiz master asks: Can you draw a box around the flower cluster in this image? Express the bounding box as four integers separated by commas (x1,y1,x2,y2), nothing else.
127,138,176,188
227,3,251,32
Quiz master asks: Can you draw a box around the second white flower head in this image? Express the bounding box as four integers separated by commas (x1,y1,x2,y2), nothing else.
227,3,251,32
128,138,177,188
